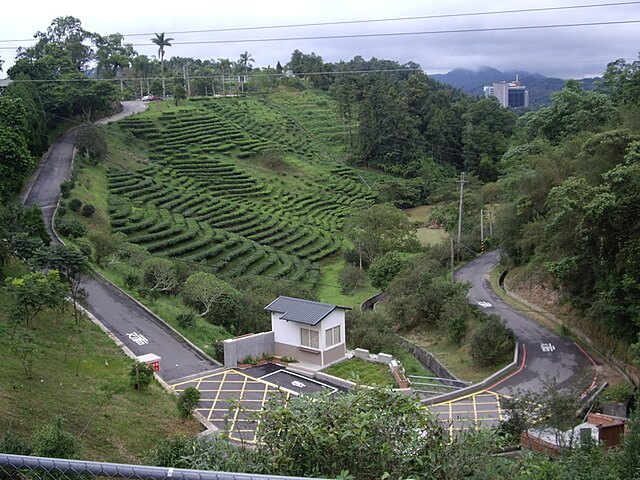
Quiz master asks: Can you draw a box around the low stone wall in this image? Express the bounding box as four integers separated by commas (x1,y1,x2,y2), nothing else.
223,332,274,368
352,348,409,388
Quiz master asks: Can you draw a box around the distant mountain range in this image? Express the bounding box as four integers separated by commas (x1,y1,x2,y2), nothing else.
430,67,598,107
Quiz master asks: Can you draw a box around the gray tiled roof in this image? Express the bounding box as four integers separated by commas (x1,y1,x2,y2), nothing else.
264,296,350,326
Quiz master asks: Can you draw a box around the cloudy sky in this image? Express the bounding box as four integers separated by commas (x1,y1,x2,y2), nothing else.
1,0,639,78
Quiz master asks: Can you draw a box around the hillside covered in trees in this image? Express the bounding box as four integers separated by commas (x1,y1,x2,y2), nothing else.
1,14,640,478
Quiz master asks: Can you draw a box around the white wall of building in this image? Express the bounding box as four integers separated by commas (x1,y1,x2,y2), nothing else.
271,309,346,351
318,310,345,350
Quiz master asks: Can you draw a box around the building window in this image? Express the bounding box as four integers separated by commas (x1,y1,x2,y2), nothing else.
300,328,319,349
325,325,341,348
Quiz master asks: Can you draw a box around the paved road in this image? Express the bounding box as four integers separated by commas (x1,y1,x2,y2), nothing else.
456,250,594,395
22,101,218,381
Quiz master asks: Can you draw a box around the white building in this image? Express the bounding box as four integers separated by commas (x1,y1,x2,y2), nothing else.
484,76,529,108
264,296,350,367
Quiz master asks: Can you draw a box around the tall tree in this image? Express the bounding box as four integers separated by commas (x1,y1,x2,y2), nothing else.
151,32,174,98
238,51,254,95
93,33,135,79
344,203,417,269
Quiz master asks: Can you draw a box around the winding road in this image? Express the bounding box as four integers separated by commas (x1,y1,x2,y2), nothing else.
22,102,218,382
22,100,595,395
456,250,595,395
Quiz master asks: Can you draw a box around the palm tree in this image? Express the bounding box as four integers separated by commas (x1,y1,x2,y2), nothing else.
238,51,254,94
151,32,174,98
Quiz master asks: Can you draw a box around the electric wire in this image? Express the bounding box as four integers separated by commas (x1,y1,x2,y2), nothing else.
1,1,638,43
1,19,640,51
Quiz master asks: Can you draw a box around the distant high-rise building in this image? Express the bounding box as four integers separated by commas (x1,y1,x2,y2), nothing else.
483,75,529,108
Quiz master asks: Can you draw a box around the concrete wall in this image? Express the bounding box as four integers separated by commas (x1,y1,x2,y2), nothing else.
323,343,346,365
274,341,322,365
223,331,274,368
360,292,386,310
271,312,306,346
319,310,344,351
397,337,461,383
271,309,346,358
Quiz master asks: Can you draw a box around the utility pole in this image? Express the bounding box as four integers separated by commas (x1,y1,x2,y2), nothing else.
183,65,191,97
450,237,455,282
480,208,484,242
456,172,468,248
222,70,225,96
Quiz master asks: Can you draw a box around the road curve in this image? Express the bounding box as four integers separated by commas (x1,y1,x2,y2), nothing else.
23,101,218,382
456,250,594,395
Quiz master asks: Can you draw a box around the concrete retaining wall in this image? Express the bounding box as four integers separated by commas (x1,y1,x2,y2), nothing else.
422,341,520,405
397,337,461,383
224,332,274,368
360,291,386,310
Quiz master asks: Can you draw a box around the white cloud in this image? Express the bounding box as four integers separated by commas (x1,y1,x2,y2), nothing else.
1,0,638,78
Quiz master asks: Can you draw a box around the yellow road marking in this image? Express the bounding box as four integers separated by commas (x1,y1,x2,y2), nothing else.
207,370,227,421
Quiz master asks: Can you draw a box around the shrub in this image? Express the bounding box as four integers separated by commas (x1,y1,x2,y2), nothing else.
469,315,515,367
346,310,399,354
60,180,74,198
368,251,407,290
57,206,67,216
339,264,365,294
176,311,196,329
212,342,225,363
601,383,635,403
81,204,96,217
75,239,92,259
31,417,79,459
447,315,468,346
55,218,87,238
241,355,258,365
129,361,154,390
75,124,107,162
176,387,201,419
124,273,140,289
69,198,82,212
0,432,32,455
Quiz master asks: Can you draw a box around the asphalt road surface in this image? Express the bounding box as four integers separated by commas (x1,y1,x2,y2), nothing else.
22,101,218,381
456,250,594,395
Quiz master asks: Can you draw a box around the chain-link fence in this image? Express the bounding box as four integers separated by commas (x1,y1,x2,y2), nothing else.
0,454,328,480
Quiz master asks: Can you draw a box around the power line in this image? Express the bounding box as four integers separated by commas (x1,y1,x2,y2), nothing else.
129,20,640,47
2,1,638,43
1,19,640,51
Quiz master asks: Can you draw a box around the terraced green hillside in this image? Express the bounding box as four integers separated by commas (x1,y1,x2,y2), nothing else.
109,93,379,286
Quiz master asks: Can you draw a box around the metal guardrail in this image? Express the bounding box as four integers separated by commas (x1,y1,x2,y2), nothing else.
0,454,329,480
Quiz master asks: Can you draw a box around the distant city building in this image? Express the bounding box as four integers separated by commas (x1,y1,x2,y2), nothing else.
483,75,529,108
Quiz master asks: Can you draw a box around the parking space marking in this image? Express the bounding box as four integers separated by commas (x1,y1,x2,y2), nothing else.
171,369,295,444
259,369,339,394
427,390,509,431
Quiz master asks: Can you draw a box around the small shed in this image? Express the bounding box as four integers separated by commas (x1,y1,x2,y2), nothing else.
264,296,350,367
521,412,627,456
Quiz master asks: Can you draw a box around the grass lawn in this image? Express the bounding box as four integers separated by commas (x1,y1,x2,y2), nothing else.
416,228,447,247
400,322,510,384
404,205,434,223
316,258,378,309
393,348,433,377
323,358,395,387
0,260,201,463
